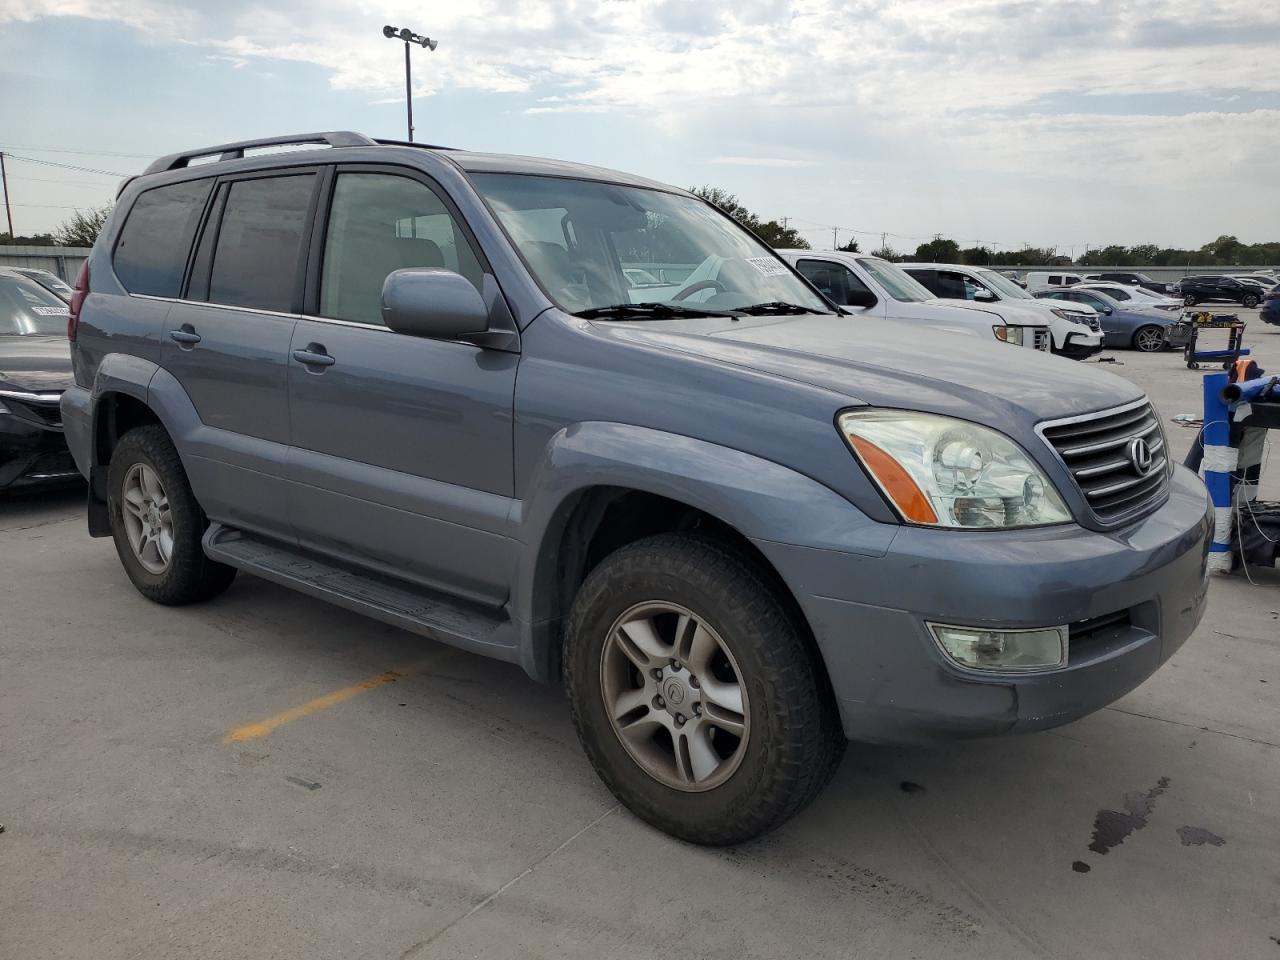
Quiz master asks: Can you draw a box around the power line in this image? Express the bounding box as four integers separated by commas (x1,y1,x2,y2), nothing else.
3,153,133,177
9,175,118,188
0,145,153,159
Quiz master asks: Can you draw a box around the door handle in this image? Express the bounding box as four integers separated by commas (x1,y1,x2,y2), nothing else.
292,345,335,368
169,325,201,346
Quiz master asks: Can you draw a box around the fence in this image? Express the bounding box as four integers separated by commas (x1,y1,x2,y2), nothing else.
0,245,92,281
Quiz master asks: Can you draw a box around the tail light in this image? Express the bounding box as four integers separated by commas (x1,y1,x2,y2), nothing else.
69,260,89,342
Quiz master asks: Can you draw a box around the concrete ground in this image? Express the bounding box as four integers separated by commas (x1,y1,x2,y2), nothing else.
2,316,1278,960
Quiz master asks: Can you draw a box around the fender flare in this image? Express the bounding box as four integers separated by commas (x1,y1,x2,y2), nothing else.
511,421,896,680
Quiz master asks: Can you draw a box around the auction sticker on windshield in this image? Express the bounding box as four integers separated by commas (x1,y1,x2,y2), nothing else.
746,257,792,278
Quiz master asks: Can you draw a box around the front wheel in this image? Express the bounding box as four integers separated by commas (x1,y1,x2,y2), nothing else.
108,425,236,605
1132,325,1166,352
1243,294,1259,308
1183,294,1197,306
564,533,844,845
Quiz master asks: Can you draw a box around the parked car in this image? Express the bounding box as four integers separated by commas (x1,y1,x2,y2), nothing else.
902,262,1103,359
999,270,1026,288
62,132,1211,845
1034,287,1176,351
1236,274,1278,291
1025,271,1085,292
1262,295,1280,326
776,250,1051,351
1076,282,1181,312
1083,272,1168,295
0,272,79,492
0,265,74,302
1172,275,1262,308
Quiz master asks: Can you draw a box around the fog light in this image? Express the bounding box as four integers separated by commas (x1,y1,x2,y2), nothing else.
928,623,1067,671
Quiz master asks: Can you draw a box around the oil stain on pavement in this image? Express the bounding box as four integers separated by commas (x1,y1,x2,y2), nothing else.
1176,825,1225,847
1088,777,1171,856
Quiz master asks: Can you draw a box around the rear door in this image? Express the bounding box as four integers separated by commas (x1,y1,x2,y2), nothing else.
285,166,518,605
161,168,320,539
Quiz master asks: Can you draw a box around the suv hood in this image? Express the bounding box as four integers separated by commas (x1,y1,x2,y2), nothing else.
0,336,73,394
601,313,1142,422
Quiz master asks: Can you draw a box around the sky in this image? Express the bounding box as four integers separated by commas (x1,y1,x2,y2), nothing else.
1,0,1277,254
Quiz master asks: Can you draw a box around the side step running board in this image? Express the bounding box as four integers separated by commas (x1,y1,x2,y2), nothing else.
203,523,518,661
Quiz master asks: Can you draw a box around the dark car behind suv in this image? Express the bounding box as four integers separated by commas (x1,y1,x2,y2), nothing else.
61,132,1212,845
1084,272,1168,295
0,272,78,492
1173,275,1263,307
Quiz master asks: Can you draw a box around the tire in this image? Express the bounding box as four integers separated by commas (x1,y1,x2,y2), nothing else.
1183,294,1197,306
107,425,236,605
1132,325,1166,352
1243,294,1259,308
564,532,844,845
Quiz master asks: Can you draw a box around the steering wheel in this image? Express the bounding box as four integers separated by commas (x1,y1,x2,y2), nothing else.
671,279,726,302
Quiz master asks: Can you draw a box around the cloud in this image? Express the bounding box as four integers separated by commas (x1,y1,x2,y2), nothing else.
709,156,822,168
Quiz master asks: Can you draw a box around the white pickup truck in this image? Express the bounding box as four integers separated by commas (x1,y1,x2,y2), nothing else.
777,250,1051,353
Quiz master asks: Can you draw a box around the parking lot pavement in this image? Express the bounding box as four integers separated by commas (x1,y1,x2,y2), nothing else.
2,322,1279,960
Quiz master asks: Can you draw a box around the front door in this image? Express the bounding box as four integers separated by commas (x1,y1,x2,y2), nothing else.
286,168,518,606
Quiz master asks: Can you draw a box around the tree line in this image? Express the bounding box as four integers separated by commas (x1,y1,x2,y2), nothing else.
4,194,1278,270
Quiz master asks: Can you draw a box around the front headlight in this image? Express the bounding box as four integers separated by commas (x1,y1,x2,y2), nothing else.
838,409,1072,528
992,324,1023,345
1050,307,1089,326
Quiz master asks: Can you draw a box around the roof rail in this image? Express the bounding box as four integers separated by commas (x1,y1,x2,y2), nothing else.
142,131,376,176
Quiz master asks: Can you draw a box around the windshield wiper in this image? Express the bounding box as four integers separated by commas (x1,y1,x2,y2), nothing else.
733,301,825,316
573,303,736,320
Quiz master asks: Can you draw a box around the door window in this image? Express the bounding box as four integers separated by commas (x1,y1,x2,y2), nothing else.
113,179,213,297
795,259,870,305
320,173,484,325
207,175,315,313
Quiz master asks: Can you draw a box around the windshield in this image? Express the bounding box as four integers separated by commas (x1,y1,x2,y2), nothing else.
856,258,933,302
19,269,73,299
0,275,68,335
471,173,828,316
974,269,1032,300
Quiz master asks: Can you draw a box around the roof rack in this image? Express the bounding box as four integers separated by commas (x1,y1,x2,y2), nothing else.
142,131,376,176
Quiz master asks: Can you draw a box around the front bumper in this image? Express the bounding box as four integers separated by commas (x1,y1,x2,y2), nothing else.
754,465,1212,744
1,411,79,492
1055,330,1104,359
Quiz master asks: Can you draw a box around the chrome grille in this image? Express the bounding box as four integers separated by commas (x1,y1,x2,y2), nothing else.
1033,328,1051,352
1039,401,1169,524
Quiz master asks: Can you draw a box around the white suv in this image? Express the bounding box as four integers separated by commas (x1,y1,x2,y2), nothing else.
777,250,1050,352
903,263,1104,359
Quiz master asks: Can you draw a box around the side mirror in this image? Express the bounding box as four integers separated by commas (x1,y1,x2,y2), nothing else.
845,289,878,309
972,287,996,302
381,268,489,339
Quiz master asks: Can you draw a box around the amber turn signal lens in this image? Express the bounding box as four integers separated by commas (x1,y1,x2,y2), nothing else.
846,434,939,524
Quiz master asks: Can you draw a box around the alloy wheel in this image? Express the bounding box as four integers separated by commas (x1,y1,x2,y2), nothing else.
599,601,750,792
1134,327,1165,352
121,462,173,574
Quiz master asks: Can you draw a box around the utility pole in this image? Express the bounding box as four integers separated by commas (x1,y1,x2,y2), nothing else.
881,232,886,252
832,226,838,249
0,152,13,237
382,25,438,142
780,216,789,230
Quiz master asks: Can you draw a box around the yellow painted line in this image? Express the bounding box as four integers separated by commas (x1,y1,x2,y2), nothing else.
223,661,428,744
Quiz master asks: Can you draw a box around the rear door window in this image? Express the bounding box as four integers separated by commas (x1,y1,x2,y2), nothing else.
207,174,315,313
113,179,213,297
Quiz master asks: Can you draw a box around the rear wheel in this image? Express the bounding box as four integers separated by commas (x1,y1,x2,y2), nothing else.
1243,294,1259,308
1132,325,1166,352
564,533,844,845
1183,294,1197,306
108,425,236,605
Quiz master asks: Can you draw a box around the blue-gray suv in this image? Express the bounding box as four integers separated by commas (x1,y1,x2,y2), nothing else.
62,132,1212,844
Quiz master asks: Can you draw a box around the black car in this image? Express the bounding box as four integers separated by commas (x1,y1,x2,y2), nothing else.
1172,275,1263,308
1084,272,1168,295
0,273,79,493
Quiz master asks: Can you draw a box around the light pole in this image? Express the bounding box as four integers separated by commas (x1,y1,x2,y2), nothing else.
382,25,438,142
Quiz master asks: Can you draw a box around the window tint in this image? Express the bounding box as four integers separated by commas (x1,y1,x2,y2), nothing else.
795,259,870,305
113,179,212,296
208,175,314,313
1048,275,1062,285
935,270,975,299
320,173,484,325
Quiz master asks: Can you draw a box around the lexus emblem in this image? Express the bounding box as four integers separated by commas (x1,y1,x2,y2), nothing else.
1127,437,1154,476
